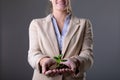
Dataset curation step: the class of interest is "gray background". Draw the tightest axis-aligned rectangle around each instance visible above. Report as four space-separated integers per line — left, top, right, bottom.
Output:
1 0 120 80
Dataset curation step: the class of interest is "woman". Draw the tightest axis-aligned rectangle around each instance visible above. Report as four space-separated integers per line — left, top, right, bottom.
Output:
28 0 94 80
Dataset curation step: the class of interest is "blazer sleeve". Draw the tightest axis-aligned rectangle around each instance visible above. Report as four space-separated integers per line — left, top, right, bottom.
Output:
73 19 94 72
28 20 49 73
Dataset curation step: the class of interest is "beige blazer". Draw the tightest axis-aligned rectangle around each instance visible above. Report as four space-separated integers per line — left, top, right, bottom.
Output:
28 14 94 80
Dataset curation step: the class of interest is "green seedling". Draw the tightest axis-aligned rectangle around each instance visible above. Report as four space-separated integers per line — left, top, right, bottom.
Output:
53 54 68 69
54 54 67 67
49 54 68 70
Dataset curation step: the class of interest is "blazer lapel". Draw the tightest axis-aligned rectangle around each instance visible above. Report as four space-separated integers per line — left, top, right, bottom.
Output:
62 16 80 57
43 15 80 57
44 15 60 56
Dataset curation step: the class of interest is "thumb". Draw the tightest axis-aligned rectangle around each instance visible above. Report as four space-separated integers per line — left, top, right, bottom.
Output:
70 62 76 72
42 64 47 74
71 63 76 72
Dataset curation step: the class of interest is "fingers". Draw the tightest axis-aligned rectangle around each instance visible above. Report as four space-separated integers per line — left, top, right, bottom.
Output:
44 68 73 76
45 69 58 76
45 70 53 75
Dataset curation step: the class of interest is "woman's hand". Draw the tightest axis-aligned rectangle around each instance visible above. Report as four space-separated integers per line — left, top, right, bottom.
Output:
40 57 56 75
60 58 79 74
40 57 73 76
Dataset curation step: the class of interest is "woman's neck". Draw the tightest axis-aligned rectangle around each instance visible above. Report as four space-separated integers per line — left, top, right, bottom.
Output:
52 10 68 22
52 10 68 33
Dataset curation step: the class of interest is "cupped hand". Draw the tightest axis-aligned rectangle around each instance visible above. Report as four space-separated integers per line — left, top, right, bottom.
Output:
60 58 77 74
40 57 77 76
40 57 56 74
